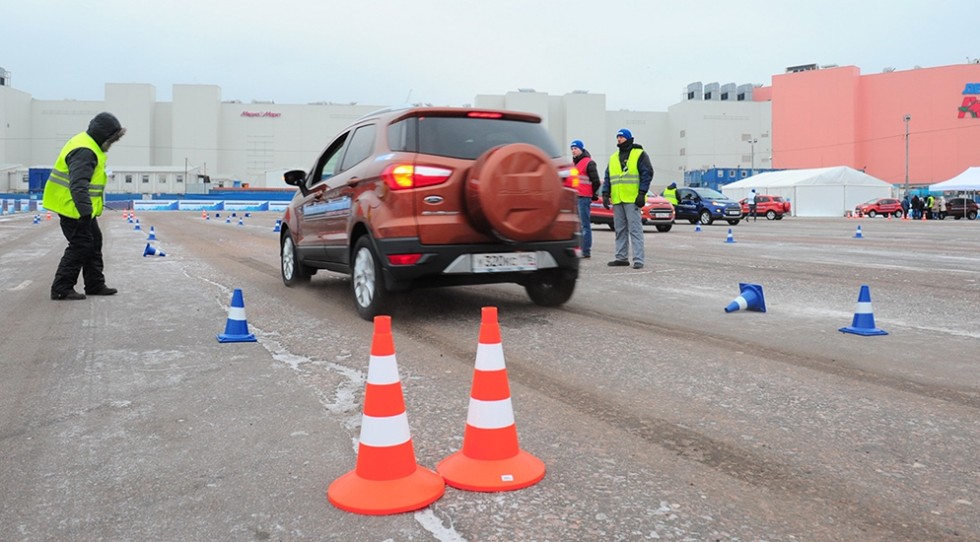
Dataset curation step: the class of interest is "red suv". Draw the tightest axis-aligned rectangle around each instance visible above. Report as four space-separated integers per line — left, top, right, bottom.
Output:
279 107 581 319
855 198 903 218
739 194 791 220
945 197 978 220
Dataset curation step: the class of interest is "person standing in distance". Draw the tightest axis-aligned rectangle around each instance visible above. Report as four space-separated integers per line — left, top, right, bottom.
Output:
570 139 601 258
43 112 126 300
601 128 653 269
746 188 758 221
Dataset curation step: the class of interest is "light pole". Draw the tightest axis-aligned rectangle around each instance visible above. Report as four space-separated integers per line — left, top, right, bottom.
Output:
903 114 911 195
748 138 758 172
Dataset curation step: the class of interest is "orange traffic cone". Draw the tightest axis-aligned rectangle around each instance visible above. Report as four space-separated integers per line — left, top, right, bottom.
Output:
437 307 545 492
327 316 444 515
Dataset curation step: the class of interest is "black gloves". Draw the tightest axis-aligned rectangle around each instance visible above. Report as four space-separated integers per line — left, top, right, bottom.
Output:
78 214 92 222
635 194 646 208
602 195 611 209
591 195 598 202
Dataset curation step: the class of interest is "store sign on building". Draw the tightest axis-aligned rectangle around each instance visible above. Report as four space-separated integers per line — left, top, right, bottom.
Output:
240 111 282 118
958 83 980 118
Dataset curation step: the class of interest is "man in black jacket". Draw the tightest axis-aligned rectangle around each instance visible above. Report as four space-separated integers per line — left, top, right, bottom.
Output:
43 112 126 300
570 139 601 258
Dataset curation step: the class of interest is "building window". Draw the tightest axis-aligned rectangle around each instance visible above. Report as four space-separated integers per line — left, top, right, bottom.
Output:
729 170 736 178
176 175 184 183
741 170 748 177
22 174 28 183
125 175 133 184
679 148 686 156
158 175 167 183
141 175 149 184
679 130 686 138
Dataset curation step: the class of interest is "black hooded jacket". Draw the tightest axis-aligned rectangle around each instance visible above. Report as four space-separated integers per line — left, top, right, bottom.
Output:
65 112 123 217
572 149 602 198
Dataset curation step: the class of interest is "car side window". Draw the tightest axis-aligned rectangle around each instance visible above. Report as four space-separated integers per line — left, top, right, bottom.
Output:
312 132 350 187
758 196 769 203
339 124 377 172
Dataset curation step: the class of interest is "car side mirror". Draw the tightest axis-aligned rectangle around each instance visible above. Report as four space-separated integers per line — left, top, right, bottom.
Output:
283 169 310 196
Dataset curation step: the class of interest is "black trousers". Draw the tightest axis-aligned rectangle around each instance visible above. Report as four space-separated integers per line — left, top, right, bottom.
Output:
52 215 106 295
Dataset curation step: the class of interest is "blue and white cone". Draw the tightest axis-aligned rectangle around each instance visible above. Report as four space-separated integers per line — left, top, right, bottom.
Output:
225 217 231 224
853 225 863 239
694 223 702 233
273 219 281 233
724 228 735 243
217 288 257 343
134 219 141 231
238 218 244 226
839 285 887 336
147 226 157 241
724 283 766 313
143 243 166 257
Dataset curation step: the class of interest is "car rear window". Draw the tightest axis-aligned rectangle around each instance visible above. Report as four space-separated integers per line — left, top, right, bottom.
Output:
388 116 560 160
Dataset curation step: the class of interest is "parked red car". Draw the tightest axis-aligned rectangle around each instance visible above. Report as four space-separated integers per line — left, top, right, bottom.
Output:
855 198 903 218
739 194 791 220
590 194 675 232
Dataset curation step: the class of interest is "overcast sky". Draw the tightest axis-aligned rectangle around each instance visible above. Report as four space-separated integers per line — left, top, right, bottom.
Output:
3 1 978 111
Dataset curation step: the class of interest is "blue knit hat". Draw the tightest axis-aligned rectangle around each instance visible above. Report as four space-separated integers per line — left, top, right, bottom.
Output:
616 128 632 139
569 139 585 151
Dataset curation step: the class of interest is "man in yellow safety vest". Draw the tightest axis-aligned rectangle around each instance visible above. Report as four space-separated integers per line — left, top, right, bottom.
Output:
601 128 654 269
43 112 126 300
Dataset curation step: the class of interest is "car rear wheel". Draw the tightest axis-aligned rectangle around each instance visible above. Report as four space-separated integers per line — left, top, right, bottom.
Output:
868 210 877 218
655 224 672 232
969 211 978 220
893 210 904 218
524 269 576 307
281 233 311 286
699 211 713 225
351 236 389 321
727 219 740 225
766 210 777 220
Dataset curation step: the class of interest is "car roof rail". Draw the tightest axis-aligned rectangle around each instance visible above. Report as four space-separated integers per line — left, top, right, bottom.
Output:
355 104 414 122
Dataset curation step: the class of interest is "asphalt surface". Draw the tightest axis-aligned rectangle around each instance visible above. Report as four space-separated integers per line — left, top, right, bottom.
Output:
1 210 978 542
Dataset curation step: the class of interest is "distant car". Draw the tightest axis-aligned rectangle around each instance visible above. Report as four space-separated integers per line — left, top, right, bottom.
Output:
673 187 742 225
590 194 675 232
944 197 978 220
739 194 791 220
855 198 903 218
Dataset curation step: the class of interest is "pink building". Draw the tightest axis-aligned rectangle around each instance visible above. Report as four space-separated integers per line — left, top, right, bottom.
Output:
761 64 980 189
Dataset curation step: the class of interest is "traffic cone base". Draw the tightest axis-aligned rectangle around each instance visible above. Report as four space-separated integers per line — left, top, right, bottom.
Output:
438 448 545 492
328 465 444 515
839 285 888 336
724 282 766 313
142 243 166 257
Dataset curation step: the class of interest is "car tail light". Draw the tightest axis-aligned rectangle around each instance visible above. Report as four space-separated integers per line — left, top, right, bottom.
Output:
467 111 503 119
382 164 453 190
388 253 423 266
559 166 580 189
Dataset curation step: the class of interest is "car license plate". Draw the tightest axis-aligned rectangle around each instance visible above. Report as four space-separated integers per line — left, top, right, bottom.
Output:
473 252 537 273
652 212 670 218
726 210 740 216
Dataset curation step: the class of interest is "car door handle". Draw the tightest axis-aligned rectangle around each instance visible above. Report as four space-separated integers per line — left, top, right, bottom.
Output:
347 177 360 187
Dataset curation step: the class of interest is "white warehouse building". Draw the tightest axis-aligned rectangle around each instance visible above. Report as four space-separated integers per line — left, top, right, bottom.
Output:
0 79 772 194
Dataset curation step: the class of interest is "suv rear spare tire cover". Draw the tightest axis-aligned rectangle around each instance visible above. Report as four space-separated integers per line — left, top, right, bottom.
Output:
465 143 562 242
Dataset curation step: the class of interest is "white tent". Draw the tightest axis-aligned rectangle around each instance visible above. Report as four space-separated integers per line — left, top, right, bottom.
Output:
928 167 980 192
720 166 894 217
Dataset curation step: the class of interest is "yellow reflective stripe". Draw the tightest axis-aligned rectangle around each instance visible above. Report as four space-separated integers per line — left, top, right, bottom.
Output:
47 171 71 187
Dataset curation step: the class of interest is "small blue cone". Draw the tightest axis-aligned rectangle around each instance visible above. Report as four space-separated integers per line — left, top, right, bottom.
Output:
217 288 257 343
238 218 244 226
244 212 251 218
226 217 231 224
724 283 766 313
839 285 887 336
231 212 237 217
134 219 141 231
694 223 702 233
142 243 166 257
724 228 735 243
33 215 40 224
853 225 863 239
273 219 281 233
128 215 133 223
215 212 220 218
147 226 157 241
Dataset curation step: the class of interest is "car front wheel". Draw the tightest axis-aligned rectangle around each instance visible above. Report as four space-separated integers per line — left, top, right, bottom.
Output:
969 211 978 220
766 210 777 220
699 211 713 225
524 269 576 307
893 210 904 218
351 236 389 321
868 210 877 218
281 233 311 286
655 224 672 232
